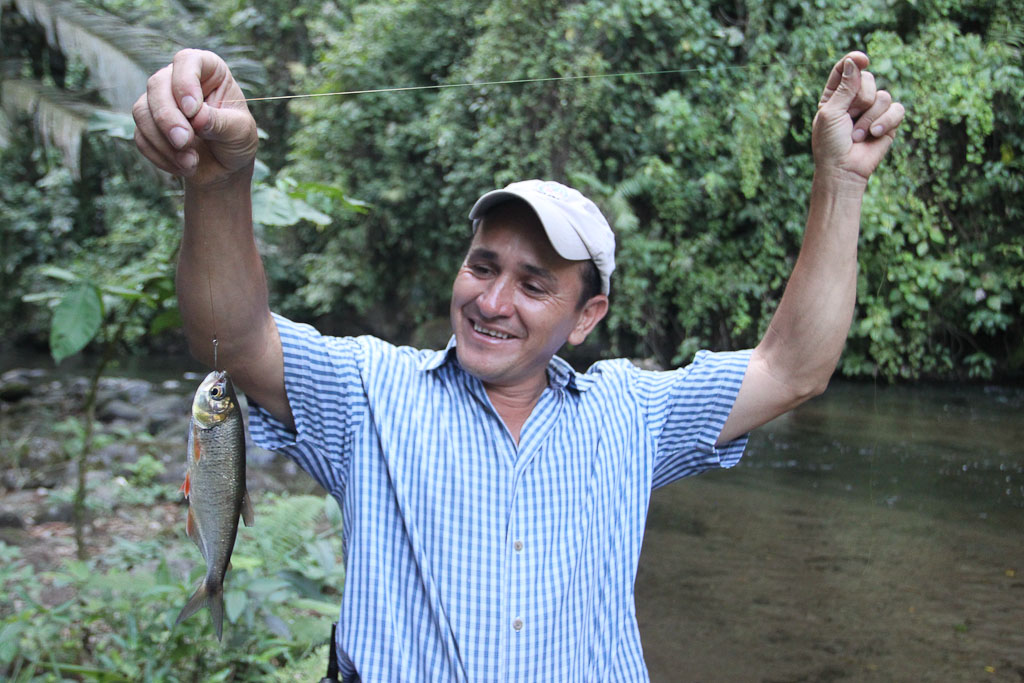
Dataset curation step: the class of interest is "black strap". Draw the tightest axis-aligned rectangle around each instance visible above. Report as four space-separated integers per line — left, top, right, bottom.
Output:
318 622 339 682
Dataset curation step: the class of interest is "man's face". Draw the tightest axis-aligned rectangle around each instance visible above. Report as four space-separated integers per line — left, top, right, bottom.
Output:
450 204 606 394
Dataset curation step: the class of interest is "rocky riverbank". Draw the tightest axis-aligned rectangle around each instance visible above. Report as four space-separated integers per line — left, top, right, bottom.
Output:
0 366 315 547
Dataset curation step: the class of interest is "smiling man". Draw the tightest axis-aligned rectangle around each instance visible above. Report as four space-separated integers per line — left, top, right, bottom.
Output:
133 49 903 681
452 186 612 440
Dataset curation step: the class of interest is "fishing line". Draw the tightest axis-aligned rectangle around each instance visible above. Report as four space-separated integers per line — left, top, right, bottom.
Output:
196 201 219 371
226 62 824 104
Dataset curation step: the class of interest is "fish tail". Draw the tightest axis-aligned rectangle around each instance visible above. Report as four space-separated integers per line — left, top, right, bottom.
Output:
175 581 209 627
210 585 225 641
175 577 226 641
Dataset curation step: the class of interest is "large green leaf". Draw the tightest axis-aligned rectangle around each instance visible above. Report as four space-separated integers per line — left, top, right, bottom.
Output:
251 184 332 227
50 283 104 364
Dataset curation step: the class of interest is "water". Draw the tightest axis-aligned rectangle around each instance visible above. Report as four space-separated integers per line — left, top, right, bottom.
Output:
637 381 1024 681
736 381 1024 525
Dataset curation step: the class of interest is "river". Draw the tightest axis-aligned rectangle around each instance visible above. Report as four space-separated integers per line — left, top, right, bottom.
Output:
637 380 1024 682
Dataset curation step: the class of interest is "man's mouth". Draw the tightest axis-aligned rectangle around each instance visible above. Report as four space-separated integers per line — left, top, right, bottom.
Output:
472 321 512 340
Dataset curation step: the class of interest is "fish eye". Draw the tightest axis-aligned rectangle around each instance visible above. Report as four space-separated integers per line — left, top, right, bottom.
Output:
210 386 223 399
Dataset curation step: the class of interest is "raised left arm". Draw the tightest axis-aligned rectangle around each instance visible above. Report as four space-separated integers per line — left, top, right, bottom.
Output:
718 51 906 444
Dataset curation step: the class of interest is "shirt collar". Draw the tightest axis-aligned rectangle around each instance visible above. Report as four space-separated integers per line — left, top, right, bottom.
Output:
418 336 585 392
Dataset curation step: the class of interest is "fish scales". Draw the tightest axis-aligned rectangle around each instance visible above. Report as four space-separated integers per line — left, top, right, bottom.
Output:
176 370 254 640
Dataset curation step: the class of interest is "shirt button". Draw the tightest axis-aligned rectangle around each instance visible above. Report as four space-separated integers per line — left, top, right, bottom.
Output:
513 540 523 552
513 618 523 631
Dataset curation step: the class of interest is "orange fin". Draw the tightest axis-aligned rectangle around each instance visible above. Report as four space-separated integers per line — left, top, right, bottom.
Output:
179 472 191 498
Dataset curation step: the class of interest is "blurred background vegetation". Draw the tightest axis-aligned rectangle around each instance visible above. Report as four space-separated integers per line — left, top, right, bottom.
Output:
1 0 1022 679
2 0 1023 379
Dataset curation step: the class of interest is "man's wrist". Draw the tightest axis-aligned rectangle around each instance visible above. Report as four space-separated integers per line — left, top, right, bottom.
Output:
811 166 869 201
184 160 256 197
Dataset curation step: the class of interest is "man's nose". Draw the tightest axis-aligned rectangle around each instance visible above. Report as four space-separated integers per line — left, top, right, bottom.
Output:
477 277 515 317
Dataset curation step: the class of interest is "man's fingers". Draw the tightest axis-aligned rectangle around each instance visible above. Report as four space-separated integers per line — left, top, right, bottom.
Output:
819 51 869 107
170 49 230 116
852 90 892 142
820 58 861 114
133 121 196 176
848 70 876 119
143 64 195 152
866 100 906 140
132 90 197 176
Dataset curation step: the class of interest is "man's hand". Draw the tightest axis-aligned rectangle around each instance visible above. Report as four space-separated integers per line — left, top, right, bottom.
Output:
719 51 905 445
132 49 259 188
812 51 906 187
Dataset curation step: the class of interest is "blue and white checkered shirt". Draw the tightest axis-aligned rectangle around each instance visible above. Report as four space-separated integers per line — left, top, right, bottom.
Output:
250 314 752 682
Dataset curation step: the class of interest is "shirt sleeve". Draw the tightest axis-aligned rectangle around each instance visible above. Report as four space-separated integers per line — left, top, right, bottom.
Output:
248 313 367 497
633 349 753 488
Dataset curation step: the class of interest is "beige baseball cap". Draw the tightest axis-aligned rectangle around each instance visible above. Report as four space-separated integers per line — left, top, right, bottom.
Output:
469 179 616 295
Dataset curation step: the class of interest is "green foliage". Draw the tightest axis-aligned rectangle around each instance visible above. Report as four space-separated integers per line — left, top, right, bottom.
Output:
836 19 1024 379
282 0 1023 378
3 0 1024 379
0 494 343 682
49 281 105 363
0 141 82 339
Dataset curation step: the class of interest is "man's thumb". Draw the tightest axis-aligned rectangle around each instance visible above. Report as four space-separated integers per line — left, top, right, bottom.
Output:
191 103 252 144
825 59 861 112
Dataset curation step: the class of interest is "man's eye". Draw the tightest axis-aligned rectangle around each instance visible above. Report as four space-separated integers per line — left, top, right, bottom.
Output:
469 264 492 275
523 282 545 296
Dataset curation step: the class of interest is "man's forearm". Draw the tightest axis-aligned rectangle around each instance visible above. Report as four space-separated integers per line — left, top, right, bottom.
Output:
177 164 270 369
756 172 867 399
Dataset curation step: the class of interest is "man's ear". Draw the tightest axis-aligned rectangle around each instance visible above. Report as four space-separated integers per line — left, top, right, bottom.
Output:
568 295 609 346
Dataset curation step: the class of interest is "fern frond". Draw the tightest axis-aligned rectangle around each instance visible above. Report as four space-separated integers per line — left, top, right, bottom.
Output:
240 494 330 567
13 0 178 111
9 0 264 111
0 78 117 177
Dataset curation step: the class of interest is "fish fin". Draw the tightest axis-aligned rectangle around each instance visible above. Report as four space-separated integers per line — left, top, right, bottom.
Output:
241 490 254 527
175 581 209 627
186 506 195 538
179 472 190 498
210 584 225 641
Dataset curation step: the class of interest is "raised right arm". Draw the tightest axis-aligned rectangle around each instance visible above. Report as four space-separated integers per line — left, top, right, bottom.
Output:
132 49 294 428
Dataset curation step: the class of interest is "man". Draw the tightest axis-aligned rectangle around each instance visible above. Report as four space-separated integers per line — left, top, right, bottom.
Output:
133 49 904 680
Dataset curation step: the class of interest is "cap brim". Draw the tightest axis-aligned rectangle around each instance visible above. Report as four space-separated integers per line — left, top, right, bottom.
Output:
468 189 591 261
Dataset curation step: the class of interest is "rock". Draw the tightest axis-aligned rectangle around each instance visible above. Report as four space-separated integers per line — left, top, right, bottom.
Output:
144 394 190 435
84 470 123 510
36 501 75 523
155 418 190 445
1 437 67 489
1 467 64 490
98 399 145 423
0 379 31 402
68 377 92 399
95 377 152 408
0 368 46 402
93 442 142 468
0 511 25 528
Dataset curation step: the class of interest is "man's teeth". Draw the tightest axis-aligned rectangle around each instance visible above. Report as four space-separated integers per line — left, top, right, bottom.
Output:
473 322 510 339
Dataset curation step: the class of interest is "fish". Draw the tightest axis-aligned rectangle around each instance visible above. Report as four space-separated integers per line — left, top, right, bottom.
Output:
175 369 254 640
